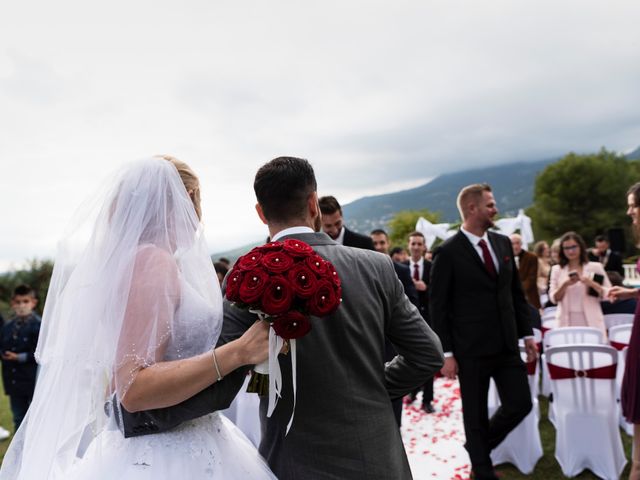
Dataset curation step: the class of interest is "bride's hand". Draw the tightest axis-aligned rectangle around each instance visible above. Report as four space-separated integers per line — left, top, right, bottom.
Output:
238 319 271 365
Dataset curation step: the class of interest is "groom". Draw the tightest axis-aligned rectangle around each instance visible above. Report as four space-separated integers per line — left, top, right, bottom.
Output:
122 156 444 479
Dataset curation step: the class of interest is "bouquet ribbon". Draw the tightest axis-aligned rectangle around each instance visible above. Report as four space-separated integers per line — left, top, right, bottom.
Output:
257 313 297 434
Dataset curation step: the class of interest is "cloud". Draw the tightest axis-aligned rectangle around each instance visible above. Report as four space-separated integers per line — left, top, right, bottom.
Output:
1 0 640 267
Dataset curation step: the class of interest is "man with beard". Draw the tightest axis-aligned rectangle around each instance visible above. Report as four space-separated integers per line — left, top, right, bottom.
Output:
430 183 536 480
319 196 374 250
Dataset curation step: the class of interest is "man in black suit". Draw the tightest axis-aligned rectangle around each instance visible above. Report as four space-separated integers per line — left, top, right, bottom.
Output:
588 234 624 276
430 183 536 480
406 230 435 413
319 196 374 250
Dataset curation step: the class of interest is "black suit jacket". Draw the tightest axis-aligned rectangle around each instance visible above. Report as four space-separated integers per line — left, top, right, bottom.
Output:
343 227 375 250
404 259 431 322
429 231 532 358
588 250 624 277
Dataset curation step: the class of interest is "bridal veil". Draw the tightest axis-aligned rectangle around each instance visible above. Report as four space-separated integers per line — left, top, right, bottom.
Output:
0 157 223 479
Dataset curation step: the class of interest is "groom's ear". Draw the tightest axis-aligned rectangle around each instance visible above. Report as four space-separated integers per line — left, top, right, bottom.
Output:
308 191 319 218
255 203 269 225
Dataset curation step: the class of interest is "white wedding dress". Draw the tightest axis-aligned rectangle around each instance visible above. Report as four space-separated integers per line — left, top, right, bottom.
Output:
66 278 276 479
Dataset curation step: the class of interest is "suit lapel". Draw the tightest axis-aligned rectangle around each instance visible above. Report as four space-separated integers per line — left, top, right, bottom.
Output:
456 231 493 278
489 232 509 284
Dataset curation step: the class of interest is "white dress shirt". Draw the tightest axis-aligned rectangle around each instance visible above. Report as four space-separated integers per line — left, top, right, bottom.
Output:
271 226 315 242
460 226 499 273
409 257 424 280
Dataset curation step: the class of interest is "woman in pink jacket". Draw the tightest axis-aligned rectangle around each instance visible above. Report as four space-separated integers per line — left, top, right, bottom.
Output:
549 231 611 336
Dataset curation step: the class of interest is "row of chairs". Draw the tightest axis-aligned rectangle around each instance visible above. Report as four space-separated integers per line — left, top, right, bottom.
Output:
488 309 633 479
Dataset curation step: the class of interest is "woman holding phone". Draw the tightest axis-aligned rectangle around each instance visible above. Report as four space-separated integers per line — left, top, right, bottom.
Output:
548 231 610 336
608 182 640 480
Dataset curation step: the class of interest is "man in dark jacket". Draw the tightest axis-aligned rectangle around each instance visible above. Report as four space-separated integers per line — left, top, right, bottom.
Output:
319 195 374 250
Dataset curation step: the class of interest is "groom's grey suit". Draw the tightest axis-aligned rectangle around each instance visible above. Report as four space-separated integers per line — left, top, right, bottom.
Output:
122 232 443 480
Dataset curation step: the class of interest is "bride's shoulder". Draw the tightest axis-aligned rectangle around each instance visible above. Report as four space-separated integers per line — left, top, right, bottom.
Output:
133 244 178 277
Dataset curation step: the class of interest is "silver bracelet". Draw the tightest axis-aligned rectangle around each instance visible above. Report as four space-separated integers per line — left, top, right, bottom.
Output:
211 349 223 382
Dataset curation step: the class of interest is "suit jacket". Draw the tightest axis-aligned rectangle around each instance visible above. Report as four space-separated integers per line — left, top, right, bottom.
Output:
429 231 533 358
394 261 420 309
588 249 624 277
517 250 541 309
549 261 611 336
122 232 443 480
343 227 375 250
404 259 431 322
0 314 41 396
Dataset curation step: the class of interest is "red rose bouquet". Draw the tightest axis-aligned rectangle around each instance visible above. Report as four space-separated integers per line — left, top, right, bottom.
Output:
225 239 342 430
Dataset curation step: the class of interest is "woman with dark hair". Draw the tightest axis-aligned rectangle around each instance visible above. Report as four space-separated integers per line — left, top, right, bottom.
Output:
608 182 640 479
549 231 610 335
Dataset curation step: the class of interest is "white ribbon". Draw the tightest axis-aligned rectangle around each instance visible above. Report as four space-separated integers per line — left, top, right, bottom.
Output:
266 326 284 418
251 311 298 434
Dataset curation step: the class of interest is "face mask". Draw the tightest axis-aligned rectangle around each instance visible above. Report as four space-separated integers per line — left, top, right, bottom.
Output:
14 303 33 317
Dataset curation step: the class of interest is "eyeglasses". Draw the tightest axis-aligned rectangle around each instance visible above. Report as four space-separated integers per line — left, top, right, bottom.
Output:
562 245 579 251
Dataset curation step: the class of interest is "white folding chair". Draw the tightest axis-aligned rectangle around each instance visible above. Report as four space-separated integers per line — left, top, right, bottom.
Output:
619 347 634 436
491 346 543 474
540 320 557 396
547 344 626 479
604 313 634 331
543 327 605 424
608 326 635 437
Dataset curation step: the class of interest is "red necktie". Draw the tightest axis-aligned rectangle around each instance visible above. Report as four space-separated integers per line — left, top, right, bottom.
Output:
413 263 420 281
478 239 497 279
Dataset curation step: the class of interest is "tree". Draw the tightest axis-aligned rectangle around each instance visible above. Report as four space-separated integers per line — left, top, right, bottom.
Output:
527 148 638 247
388 209 441 248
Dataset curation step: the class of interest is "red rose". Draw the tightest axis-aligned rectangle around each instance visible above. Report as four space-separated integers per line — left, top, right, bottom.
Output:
306 254 328 276
261 251 294 274
238 268 270 304
225 269 244 302
261 275 295 315
282 239 314 258
287 263 318 298
308 279 341 316
258 242 282 252
236 249 263 271
324 261 341 288
272 311 312 340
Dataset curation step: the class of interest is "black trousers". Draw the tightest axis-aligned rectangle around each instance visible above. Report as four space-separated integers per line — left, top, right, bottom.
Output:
411 377 434 405
457 353 532 479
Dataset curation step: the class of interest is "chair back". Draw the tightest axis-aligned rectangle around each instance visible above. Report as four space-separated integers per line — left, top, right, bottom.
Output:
609 324 632 350
519 345 538 398
546 344 617 413
604 313 634 331
543 326 604 350
541 319 557 337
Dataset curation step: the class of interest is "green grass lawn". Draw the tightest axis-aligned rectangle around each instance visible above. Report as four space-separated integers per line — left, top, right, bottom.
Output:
0 393 633 477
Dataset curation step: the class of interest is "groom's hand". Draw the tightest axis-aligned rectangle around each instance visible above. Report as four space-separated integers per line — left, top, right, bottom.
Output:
441 356 458 379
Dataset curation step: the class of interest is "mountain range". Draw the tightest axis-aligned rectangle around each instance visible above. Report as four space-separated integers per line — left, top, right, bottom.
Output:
213 147 639 260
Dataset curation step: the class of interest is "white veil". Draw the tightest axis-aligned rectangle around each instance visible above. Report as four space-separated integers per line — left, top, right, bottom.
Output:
0 157 223 479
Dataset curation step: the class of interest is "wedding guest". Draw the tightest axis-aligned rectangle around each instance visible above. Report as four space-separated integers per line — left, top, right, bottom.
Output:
510 233 541 309
405 231 434 413
213 261 229 286
608 181 640 480
549 231 611 336
533 240 552 296
0 285 41 430
430 183 535 480
390 246 409 263
601 272 637 315
589 234 625 276
550 238 562 266
318 196 374 249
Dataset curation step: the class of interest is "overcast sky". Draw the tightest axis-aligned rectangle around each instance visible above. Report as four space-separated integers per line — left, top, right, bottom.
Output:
1 1 639 271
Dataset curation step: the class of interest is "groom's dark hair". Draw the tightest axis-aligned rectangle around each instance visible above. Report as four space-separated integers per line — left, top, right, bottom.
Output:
254 156 317 223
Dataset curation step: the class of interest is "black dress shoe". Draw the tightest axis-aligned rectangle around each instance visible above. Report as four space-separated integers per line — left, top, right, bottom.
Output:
422 403 435 413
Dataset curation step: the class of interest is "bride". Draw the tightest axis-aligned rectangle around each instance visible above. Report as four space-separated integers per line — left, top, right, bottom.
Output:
0 156 277 479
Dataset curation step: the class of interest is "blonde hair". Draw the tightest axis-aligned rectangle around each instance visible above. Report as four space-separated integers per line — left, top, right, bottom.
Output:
158 154 202 220
456 183 492 220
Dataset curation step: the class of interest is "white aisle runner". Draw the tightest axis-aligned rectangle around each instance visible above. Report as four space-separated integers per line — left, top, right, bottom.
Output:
401 377 471 480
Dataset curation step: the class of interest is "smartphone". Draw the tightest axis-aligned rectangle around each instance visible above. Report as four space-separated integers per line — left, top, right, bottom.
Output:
568 271 579 279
